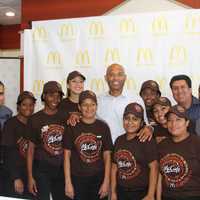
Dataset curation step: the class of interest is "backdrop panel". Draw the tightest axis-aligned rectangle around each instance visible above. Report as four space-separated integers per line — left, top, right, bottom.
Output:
24 9 200 110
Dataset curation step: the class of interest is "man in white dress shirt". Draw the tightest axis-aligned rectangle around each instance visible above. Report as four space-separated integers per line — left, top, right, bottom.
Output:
97 63 149 142
68 63 152 142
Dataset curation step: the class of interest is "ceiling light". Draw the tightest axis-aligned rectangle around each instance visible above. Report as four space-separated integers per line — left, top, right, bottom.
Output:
5 11 15 17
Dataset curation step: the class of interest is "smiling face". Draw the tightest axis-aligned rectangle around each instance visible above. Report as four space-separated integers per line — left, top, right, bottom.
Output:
68 76 84 95
171 80 192 106
105 64 126 95
167 113 189 138
153 104 170 126
18 98 35 118
79 98 97 121
123 113 143 134
44 92 61 111
141 88 159 107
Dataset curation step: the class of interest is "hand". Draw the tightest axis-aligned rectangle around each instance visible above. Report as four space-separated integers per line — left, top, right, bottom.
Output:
111 192 117 200
14 179 24 194
28 177 38 196
137 125 153 142
67 113 81 126
142 195 155 200
98 181 109 199
65 182 75 199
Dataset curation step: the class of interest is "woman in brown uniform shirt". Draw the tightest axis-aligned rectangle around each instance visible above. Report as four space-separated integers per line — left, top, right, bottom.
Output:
152 97 171 144
59 71 85 121
111 103 158 200
63 90 113 200
2 91 36 199
27 81 67 200
157 105 200 200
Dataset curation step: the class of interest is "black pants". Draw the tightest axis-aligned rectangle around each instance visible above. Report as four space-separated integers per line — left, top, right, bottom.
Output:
6 175 35 199
33 161 66 200
117 185 147 200
162 196 200 200
72 172 108 200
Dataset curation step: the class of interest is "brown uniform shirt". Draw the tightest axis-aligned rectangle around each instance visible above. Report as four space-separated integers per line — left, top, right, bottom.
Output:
153 124 170 144
2 116 29 180
113 134 157 190
158 135 200 198
63 119 113 177
58 98 79 121
27 110 65 166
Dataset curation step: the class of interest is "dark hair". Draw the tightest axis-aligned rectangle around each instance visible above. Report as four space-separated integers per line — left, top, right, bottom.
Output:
0 81 4 87
41 92 63 102
169 74 192 89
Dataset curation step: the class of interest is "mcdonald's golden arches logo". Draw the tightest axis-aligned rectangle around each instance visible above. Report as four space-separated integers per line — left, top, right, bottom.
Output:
136 48 154 66
58 23 76 40
75 50 91 67
90 78 106 92
120 18 136 35
33 80 45 94
89 21 104 37
105 48 120 64
184 15 200 34
47 51 62 66
169 46 187 66
33 26 48 41
152 16 168 35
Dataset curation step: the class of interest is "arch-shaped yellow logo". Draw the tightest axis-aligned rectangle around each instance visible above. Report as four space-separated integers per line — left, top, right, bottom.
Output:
105 48 120 65
152 16 168 35
184 15 200 34
46 51 62 67
120 18 136 35
136 48 154 66
58 23 76 41
32 26 48 41
89 21 104 38
75 50 91 67
169 46 187 66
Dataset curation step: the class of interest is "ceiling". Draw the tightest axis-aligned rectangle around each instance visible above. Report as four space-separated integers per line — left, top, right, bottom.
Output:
0 0 21 25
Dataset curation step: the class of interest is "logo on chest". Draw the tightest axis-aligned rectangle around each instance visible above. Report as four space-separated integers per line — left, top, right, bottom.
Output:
75 133 102 163
41 124 64 156
17 137 29 158
160 153 192 188
115 149 141 180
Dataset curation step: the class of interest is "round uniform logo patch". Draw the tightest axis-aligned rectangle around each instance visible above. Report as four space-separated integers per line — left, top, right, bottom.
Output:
41 124 64 156
17 137 29 158
75 133 102 163
160 153 191 188
115 149 141 180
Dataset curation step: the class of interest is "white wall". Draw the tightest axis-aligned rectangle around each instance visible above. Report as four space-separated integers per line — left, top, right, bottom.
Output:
0 49 20 114
106 0 189 15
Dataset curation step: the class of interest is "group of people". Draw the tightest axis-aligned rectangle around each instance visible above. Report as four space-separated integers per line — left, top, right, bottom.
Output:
0 63 200 200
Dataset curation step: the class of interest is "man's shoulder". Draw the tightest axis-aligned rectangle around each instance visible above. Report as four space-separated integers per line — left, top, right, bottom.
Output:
0 105 12 116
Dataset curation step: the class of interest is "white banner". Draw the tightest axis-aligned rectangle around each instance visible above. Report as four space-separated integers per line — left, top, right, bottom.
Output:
24 9 200 110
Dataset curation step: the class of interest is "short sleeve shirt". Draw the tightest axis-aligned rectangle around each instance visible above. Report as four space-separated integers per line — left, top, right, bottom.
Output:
113 134 157 190
63 119 113 177
2 116 29 166
58 98 79 121
158 135 200 198
27 110 65 166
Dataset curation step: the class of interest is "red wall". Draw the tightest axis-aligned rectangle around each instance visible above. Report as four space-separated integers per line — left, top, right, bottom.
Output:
1 0 200 50
176 0 200 8
0 25 20 49
21 0 125 29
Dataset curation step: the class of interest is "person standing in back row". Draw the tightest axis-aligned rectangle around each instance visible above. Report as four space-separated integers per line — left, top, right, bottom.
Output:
2 91 36 199
27 81 67 200
170 74 200 135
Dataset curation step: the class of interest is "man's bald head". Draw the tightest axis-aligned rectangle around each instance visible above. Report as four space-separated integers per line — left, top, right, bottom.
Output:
105 63 126 96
